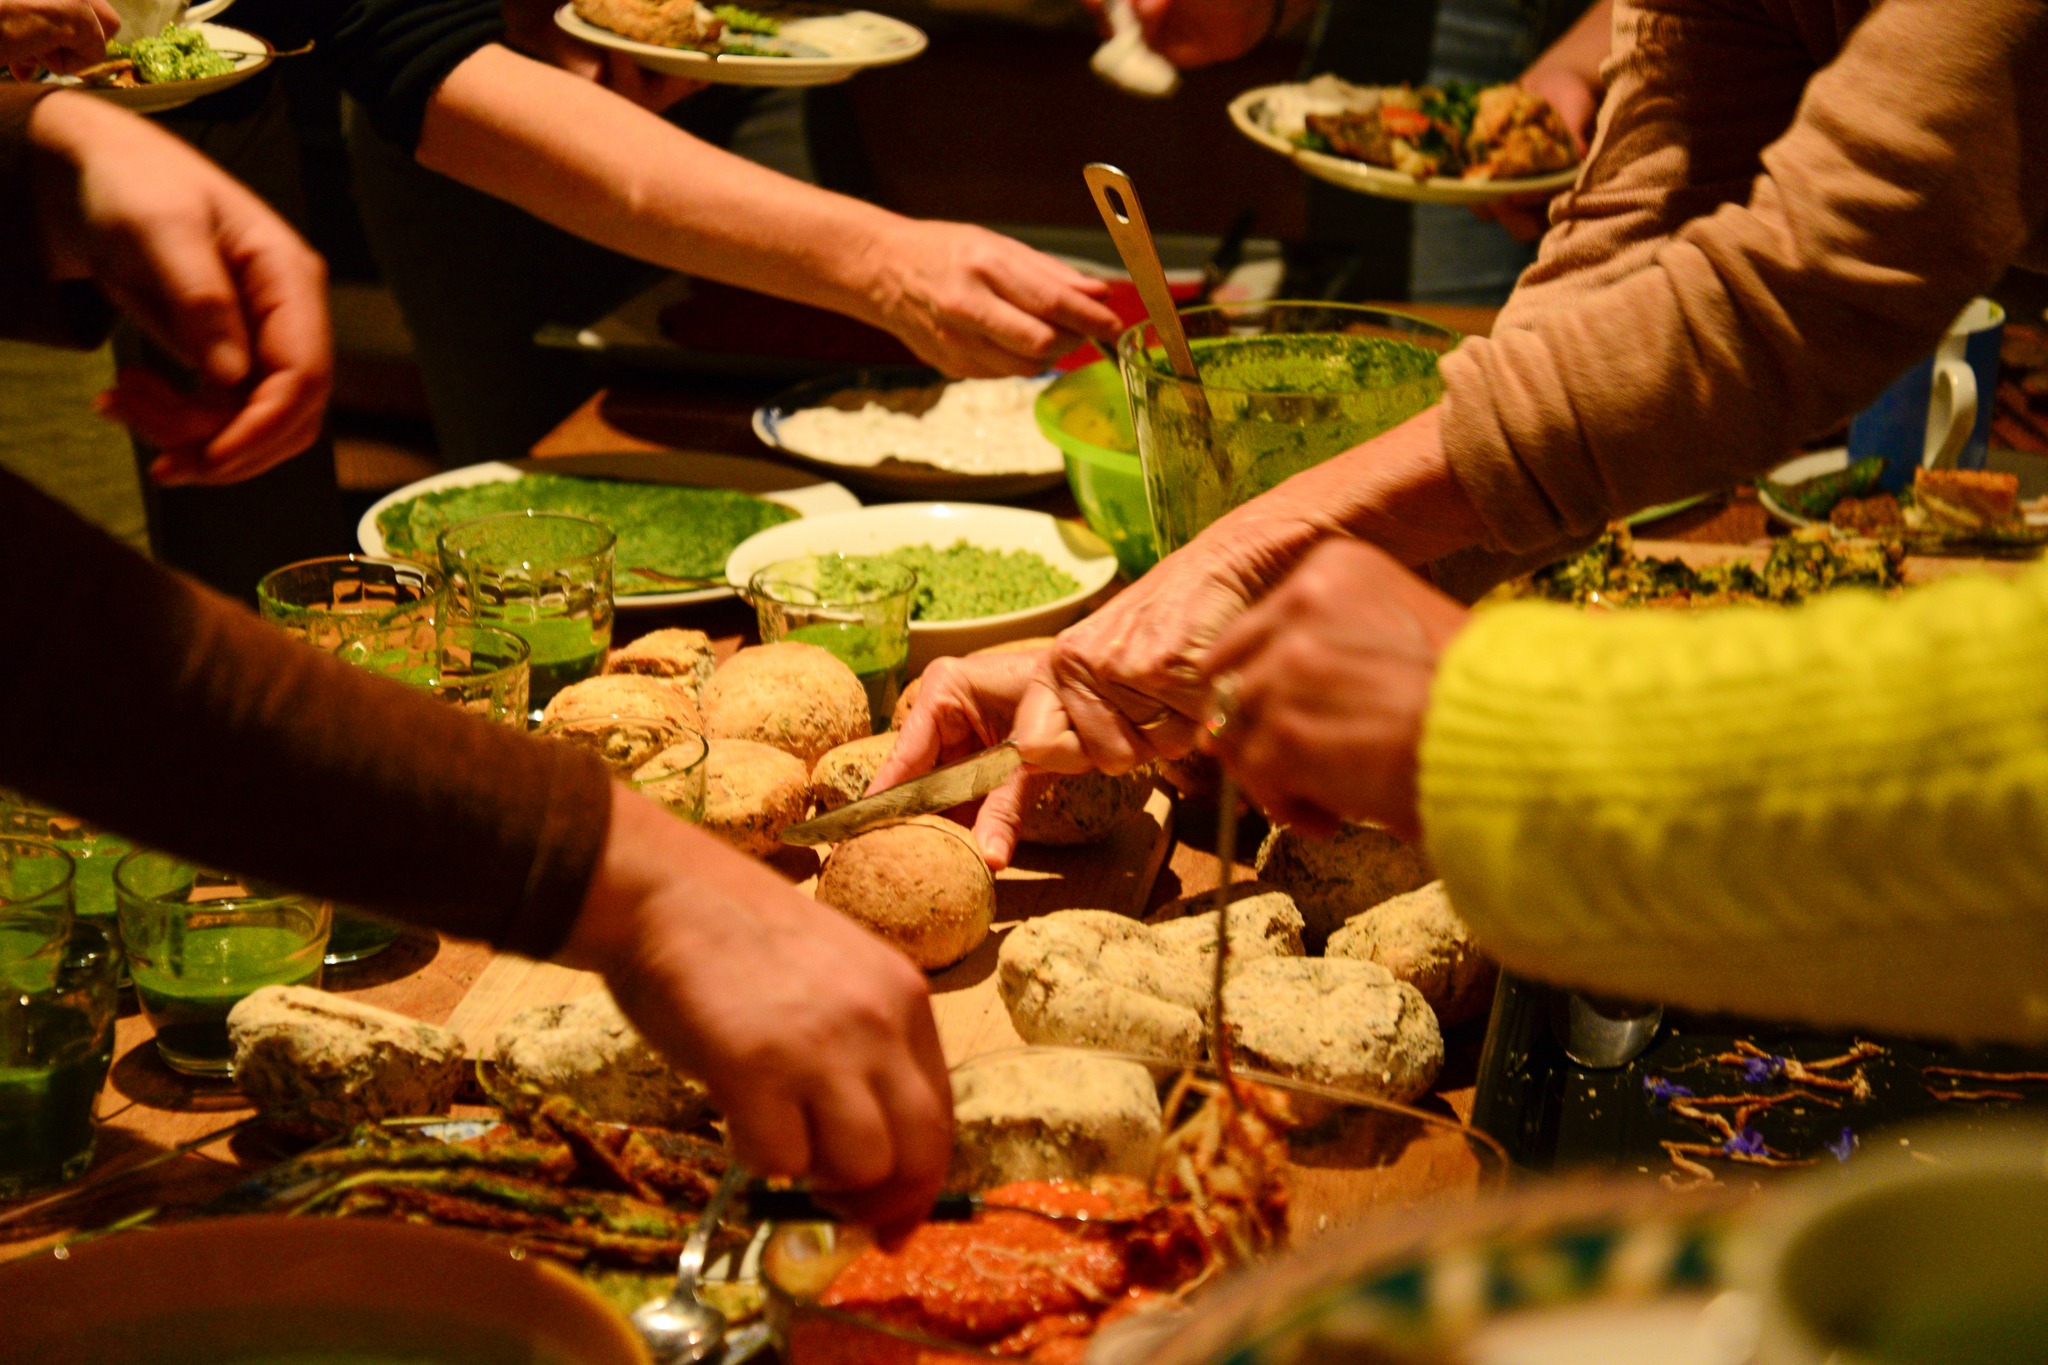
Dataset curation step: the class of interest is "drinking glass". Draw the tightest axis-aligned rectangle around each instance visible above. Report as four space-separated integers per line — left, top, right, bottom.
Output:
0 836 73 972
439 512 616 719
748 555 916 732
426 623 532 728
115 852 329 1077
630 732 710 822
538 713 687 778
0 906 118 1198
256 555 445 686
1118 302 1461 554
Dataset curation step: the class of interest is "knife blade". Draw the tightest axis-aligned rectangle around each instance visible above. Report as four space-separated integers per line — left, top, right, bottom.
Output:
779 741 1022 846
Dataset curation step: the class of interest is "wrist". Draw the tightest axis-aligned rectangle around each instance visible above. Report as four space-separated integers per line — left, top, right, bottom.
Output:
24 90 97 279
558 784 683 977
816 204 913 332
1315 407 1487 566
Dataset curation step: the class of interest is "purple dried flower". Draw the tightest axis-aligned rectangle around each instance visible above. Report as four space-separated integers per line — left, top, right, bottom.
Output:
1825 1127 1858 1163
1643 1075 1694 1103
1741 1055 1787 1084
1722 1127 1768 1158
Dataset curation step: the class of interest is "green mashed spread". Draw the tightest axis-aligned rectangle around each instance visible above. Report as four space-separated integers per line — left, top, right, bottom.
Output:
375 473 797 596
111 27 235 82
822 542 1080 621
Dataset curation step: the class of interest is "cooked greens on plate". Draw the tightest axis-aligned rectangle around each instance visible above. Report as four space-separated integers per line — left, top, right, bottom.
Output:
375 472 798 596
88 27 236 85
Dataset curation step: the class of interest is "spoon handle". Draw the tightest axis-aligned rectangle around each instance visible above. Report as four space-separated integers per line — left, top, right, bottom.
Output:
677 1162 748 1292
1083 164 1201 385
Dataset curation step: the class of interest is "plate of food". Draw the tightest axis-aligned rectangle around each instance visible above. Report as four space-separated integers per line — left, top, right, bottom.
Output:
1757 451 2048 557
723 502 1119 669
554 0 927 87
359 453 861 608
44 22 271 114
754 366 1071 499
1229 75 1580 204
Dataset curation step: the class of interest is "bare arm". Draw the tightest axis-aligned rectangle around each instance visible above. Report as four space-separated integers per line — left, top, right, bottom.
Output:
415 43 1116 376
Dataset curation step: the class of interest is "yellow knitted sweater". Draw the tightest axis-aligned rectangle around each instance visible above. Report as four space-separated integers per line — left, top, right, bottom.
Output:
1419 565 2048 1043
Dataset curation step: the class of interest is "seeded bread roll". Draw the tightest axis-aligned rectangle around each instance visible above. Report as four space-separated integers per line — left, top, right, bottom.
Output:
703 642 869 766
228 986 465 1133
1147 882 1306 962
700 738 810 855
483 992 713 1129
540 674 702 772
605 628 717 698
815 816 994 970
1222 956 1444 1102
950 1051 1163 1189
1326 881 1499 1027
1014 767 1155 847
1254 822 1434 948
809 733 900 812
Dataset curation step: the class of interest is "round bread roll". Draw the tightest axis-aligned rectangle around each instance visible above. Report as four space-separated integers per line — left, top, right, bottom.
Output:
604 628 717 697
1254 822 1434 948
809 733 900 812
1014 767 1154 847
815 816 994 971
1326 881 1499 1027
1222 956 1444 1102
702 641 869 766
699 738 810 855
540 674 702 772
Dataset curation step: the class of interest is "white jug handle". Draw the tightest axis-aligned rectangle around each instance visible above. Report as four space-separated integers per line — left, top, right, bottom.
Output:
1925 357 1979 470
183 0 237 23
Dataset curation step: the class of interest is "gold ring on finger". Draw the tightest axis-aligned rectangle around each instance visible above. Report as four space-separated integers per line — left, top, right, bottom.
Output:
1203 672 1243 741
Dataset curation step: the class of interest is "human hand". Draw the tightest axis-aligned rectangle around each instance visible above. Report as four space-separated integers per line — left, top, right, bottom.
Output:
1197 538 1468 839
498 0 705 110
1126 0 1271 68
28 91 331 485
1472 6 1605 241
563 789 954 1228
2 0 118 79
858 220 1119 377
873 650 1047 871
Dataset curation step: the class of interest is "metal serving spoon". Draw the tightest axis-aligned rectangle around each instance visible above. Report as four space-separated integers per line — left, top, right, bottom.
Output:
632 1163 747 1364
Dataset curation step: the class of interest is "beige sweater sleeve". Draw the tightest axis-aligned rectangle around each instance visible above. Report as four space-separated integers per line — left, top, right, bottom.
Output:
1439 0 2048 555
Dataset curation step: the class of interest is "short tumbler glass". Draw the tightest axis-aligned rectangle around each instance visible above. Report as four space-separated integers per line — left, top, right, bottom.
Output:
0 836 73 968
749 555 916 732
115 853 329 1078
426 623 532 728
439 513 616 718
629 732 710 823
256 554 445 686
0 904 118 1199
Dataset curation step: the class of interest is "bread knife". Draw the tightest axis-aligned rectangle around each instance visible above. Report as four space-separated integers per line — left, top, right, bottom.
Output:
779 741 1021 847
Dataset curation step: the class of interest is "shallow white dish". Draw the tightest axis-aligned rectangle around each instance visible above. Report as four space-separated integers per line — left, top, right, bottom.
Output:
1229 84 1579 205
554 2 926 87
1757 448 1850 527
725 502 1118 673
359 459 859 609
44 22 270 113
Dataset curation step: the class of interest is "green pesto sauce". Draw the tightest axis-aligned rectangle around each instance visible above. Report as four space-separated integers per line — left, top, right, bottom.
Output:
831 542 1079 621
110 27 234 82
1183 333 1441 395
376 474 797 596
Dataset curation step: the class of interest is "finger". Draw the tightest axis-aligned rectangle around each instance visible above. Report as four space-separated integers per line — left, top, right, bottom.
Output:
99 215 252 388
88 0 122 31
970 771 1032 871
956 292 1066 368
986 259 1124 342
202 223 331 472
1198 595 1289 684
197 366 326 474
723 1089 813 1180
805 1077 896 1193
98 370 237 449
851 1032 952 1230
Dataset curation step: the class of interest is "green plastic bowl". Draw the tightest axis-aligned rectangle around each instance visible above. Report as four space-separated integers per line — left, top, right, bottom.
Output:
1034 360 1159 578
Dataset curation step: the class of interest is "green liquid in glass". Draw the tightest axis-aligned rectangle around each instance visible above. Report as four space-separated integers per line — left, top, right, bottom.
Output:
787 621 906 730
0 1000 112 1196
505 615 607 709
131 924 324 1070
325 909 402 966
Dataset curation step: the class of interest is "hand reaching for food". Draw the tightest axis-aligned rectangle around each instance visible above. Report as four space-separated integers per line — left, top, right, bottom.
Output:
28 91 333 485
500 0 706 110
1 0 117 79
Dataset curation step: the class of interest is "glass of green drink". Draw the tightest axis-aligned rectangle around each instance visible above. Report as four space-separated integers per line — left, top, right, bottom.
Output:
422 623 532 728
0 883 118 1198
115 853 329 1078
748 555 916 732
439 512 616 720
256 555 445 687
630 732 710 822
0 796 129 981
0 836 72 972
1117 302 1462 554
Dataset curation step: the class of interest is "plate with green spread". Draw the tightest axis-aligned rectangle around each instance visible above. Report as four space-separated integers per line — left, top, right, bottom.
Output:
724 502 1119 672
360 457 859 609
47 23 272 115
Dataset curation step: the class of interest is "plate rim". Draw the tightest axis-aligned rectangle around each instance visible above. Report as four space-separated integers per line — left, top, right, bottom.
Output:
1227 84 1580 204
552 2 927 86
42 21 272 112
356 460 860 609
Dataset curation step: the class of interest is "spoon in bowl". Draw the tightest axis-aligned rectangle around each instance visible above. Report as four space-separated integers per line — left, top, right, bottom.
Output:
631 1163 747 1364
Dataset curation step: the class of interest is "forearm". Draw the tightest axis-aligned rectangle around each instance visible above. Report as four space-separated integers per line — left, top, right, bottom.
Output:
416 43 894 324
1526 0 1610 92
0 469 612 958
1420 567 2048 1044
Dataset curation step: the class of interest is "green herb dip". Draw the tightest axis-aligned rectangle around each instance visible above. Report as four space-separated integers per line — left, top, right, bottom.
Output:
827 542 1080 621
376 473 797 596
110 27 234 82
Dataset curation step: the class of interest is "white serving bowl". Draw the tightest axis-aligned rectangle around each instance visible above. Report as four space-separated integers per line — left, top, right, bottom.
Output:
725 502 1118 674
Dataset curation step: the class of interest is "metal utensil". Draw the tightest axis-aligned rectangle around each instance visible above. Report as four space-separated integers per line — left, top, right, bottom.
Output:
746 1185 1149 1227
1084 164 1200 388
780 741 1021 846
631 1163 748 1364
1551 990 1665 1070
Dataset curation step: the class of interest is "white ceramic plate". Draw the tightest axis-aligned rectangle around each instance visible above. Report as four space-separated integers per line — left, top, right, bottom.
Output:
45 22 270 113
1228 85 1579 205
359 459 860 609
553 2 926 87
724 503 1118 673
1757 448 1849 527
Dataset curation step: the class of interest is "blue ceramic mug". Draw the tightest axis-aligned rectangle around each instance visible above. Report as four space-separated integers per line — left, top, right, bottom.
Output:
1849 297 2004 492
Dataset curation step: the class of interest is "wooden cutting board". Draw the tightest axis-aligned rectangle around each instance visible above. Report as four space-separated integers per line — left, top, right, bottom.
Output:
444 788 1175 1066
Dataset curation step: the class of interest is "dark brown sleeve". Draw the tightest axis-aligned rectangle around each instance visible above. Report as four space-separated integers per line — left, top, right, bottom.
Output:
0 467 614 959
0 86 113 349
